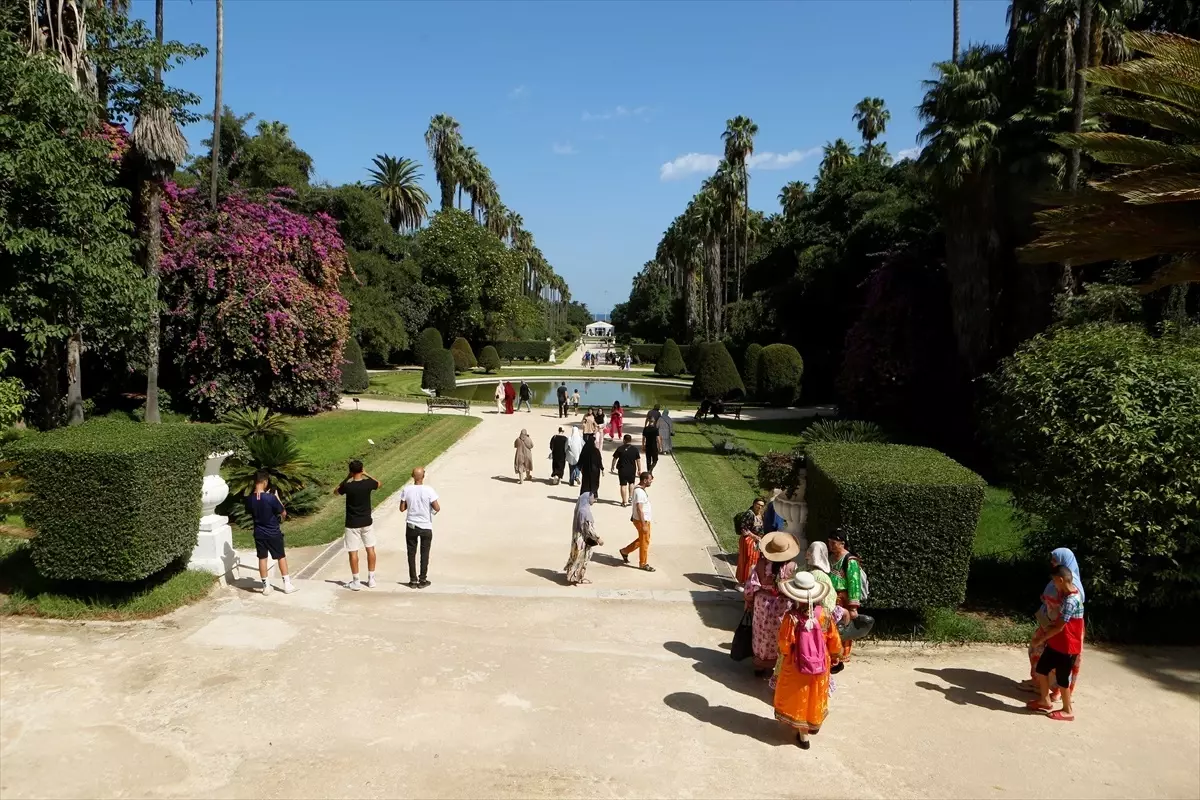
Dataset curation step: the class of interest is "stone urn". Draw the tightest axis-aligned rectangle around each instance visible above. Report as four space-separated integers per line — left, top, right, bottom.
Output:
200 451 233 520
189 450 237 580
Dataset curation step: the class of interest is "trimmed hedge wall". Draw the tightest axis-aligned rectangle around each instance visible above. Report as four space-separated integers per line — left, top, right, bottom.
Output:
742 343 762 399
484 341 552 362
806 442 985 610
631 343 693 369
340 337 369 393
691 341 745 400
479 345 501 373
421 348 457 395
756 343 804 407
16 420 236 582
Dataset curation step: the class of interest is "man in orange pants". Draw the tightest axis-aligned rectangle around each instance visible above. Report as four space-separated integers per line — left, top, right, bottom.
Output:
620 471 655 572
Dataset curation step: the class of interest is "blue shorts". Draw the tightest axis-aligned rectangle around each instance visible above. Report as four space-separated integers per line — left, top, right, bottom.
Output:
254 534 285 560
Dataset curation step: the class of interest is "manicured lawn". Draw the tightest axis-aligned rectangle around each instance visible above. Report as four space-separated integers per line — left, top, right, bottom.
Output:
232 411 478 549
0 536 217 620
973 486 1028 557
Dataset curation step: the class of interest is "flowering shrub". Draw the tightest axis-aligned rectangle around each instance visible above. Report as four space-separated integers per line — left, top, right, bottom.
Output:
160 184 352 416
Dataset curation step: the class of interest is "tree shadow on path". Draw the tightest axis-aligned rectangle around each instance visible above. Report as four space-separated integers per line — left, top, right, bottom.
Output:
914 667 1032 714
664 641 770 703
663 692 785 747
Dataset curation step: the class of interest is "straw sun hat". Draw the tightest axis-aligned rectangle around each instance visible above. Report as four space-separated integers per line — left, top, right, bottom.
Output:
759 531 800 563
778 570 830 606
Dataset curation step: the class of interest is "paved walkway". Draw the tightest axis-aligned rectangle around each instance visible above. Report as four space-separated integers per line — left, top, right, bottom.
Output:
1 404 1198 798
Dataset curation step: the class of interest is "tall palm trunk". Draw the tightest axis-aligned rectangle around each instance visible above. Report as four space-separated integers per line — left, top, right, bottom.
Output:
684 263 701 341
953 0 961 63
1062 0 1092 296
707 239 723 338
142 0 166 424
209 0 222 210
741 165 749 301
66 331 84 425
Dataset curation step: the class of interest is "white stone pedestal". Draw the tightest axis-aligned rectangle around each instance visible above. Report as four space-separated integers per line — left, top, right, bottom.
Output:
189 451 239 582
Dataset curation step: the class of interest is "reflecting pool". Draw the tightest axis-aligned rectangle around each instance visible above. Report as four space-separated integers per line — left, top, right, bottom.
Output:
449 379 691 409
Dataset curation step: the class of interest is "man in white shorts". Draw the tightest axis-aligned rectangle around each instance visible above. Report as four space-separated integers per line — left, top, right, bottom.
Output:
399 466 440 589
335 459 381 590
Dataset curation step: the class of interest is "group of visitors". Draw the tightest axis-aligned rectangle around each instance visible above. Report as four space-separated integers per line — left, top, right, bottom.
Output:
493 380 534 414
1025 548 1086 722
581 349 633 369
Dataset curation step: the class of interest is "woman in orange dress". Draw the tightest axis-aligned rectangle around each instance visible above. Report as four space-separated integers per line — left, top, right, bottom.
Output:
773 571 842 749
734 499 766 586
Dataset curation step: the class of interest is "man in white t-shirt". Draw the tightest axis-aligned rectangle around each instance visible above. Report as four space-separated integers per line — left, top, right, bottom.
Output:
620 471 655 572
399 466 441 589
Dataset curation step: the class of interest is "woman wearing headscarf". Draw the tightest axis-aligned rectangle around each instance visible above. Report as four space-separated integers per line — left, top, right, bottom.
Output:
734 498 767 586
549 427 568 485
805 541 842 616
494 382 505 414
1027 547 1086 697
774 572 842 750
581 409 598 445
514 429 534 483
745 532 801 677
565 426 584 486
659 409 674 454
578 437 604 498
565 492 602 585
503 381 516 414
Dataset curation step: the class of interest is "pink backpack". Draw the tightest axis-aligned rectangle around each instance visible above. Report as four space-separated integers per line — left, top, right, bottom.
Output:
792 608 828 675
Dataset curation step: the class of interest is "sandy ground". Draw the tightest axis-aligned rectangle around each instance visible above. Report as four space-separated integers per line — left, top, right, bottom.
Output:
2 407 1198 799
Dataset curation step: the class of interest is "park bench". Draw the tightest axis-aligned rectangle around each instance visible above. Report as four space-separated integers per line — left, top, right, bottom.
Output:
426 396 470 415
695 403 744 421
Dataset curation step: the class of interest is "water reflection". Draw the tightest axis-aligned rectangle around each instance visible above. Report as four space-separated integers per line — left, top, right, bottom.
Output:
449 379 691 409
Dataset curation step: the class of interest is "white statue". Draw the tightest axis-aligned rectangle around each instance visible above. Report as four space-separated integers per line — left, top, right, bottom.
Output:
189 450 237 580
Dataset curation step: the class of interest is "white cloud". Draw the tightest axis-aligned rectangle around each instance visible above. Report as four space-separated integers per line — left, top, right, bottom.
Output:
583 105 649 122
897 146 922 161
552 142 577 155
659 153 723 181
659 147 819 181
509 85 529 99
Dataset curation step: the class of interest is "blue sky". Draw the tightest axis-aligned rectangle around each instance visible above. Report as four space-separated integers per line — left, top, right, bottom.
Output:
136 0 1009 314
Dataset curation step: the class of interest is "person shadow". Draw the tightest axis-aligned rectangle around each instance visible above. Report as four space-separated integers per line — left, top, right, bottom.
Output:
913 667 1032 713
663 641 769 703
526 568 572 586
663 692 785 746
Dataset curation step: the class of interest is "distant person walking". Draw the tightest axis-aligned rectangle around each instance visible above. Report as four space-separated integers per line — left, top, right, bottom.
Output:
581 408 598 445
642 416 662 475
659 409 674 454
399 467 440 589
565 492 602 585
518 380 533 412
566 425 584 486
578 436 604 498
549 427 568 485
335 459 382 591
571 389 580 415
503 380 516 414
610 433 642 507
556 382 569 418
514 429 535 483
619 471 655 571
647 404 662 427
494 382 505 413
606 401 624 440
246 470 295 595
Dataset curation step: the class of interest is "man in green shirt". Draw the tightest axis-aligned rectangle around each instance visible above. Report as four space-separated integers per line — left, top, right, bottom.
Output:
827 528 874 669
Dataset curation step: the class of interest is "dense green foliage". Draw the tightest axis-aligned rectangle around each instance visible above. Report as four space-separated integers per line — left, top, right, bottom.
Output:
224 433 317 502
806 442 985 609
15 421 234 581
755 344 804 407
691 342 745 400
479 345 501 373
340 337 369 393
989 324 1200 609
421 348 457 395
219 407 290 439
484 340 552 362
800 419 888 447
741 343 762 398
655 339 685 377
450 337 477 372
413 328 444 367
0 350 26 427
685 341 711 376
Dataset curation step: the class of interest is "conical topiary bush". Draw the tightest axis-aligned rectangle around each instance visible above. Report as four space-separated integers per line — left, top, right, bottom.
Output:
421 348 457 395
691 341 745 400
655 338 685 377
414 327 444 366
479 345 501 374
741 343 762 399
450 337 477 373
340 337 369 393
756 344 804 407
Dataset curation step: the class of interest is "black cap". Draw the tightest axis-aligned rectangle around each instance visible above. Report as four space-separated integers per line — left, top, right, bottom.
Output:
827 528 848 543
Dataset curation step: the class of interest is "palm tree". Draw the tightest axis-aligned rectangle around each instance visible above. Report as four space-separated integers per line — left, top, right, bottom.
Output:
210 0 222 210
953 0 961 63
132 0 189 424
506 210 524 247
859 142 893 166
778 180 810 220
485 201 509 239
424 114 462 211
367 154 430 232
722 115 758 302
819 138 857 177
456 145 478 210
852 97 891 145
1021 32 1200 291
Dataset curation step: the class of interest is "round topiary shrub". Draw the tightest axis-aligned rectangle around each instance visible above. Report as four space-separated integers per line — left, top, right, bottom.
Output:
340 337 369 393
742 343 763 399
685 341 711 376
450 337 477 373
655 339 685 377
414 328 444 367
421 348 456 395
691 341 745 400
756 343 804 407
479 345 501 374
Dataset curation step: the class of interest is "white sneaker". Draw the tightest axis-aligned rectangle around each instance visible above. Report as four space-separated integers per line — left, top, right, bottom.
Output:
281 581 297 594
366 576 377 589
262 581 273 595
346 579 362 592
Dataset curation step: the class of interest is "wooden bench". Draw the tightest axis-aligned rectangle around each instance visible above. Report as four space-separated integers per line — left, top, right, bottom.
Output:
425 397 470 415
695 403 744 421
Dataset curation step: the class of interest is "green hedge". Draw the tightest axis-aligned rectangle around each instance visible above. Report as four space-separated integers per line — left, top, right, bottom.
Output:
484 341 552 362
756 343 804 407
806 442 985 610
691 341 745 400
15 420 236 582
340 337 369 393
414 328 444 366
479 345 501 373
421 348 457 395
450 337 477 372
655 339 686 377
742 343 762 399
685 341 710 375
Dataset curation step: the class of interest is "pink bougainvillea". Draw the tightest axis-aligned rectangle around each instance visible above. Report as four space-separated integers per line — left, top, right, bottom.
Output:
160 184 352 416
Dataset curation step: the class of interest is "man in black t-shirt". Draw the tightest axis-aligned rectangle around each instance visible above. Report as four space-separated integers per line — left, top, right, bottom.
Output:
610 434 642 507
335 459 382 591
642 419 662 475
556 382 569 418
